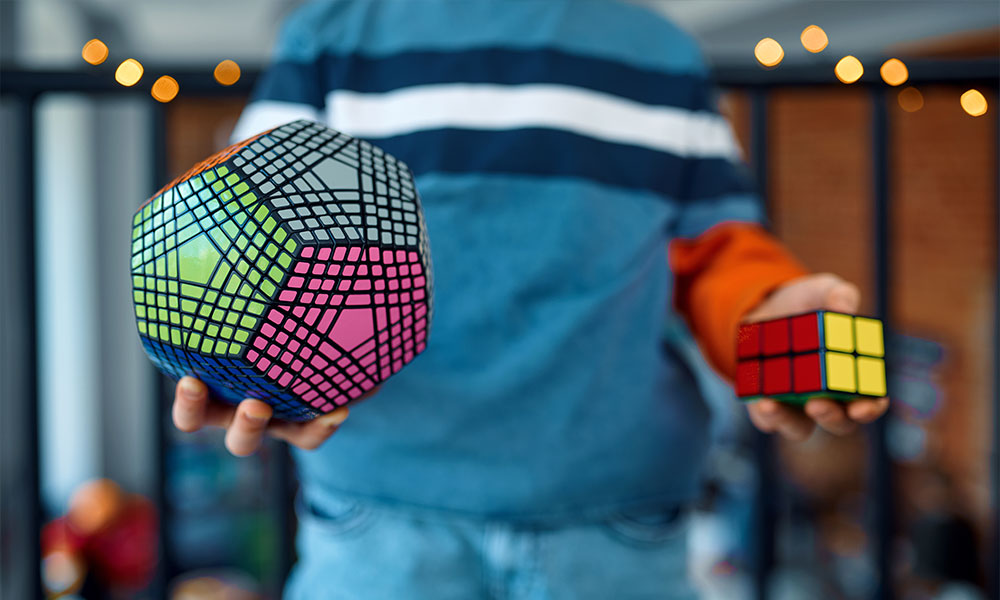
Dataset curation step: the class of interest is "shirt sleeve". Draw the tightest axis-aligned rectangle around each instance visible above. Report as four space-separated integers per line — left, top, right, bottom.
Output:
666 59 809 379
669 222 808 380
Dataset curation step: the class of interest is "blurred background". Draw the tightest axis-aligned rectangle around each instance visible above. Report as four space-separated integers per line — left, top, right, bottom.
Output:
0 0 997 598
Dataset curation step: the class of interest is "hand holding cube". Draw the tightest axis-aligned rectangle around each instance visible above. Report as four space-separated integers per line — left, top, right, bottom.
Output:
739 274 890 440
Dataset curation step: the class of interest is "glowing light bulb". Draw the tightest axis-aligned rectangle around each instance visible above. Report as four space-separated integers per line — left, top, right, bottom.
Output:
880 58 908 86
960 89 988 116
81 39 109 65
754 38 784 68
114 59 144 87
214 60 241 86
151 76 179 103
897 87 923 112
800 25 828 53
835 56 863 84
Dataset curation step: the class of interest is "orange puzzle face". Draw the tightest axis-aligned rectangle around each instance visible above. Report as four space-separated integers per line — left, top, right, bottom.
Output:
736 311 887 404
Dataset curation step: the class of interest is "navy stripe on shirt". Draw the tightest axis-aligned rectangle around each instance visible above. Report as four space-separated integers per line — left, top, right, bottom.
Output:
365 128 753 202
253 47 712 110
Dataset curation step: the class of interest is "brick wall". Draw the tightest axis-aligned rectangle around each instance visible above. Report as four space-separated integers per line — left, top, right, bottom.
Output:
891 85 996 524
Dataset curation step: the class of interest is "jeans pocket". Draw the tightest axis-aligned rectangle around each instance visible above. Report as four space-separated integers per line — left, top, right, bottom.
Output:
603 507 688 547
296 493 375 538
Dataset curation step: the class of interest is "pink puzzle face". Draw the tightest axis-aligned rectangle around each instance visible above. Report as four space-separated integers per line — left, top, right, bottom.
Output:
131 120 433 421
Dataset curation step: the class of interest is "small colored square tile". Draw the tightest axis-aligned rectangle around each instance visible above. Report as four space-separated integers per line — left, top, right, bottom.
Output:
856 356 887 396
823 312 854 353
736 360 761 397
790 312 821 352
761 319 791 356
737 323 761 359
825 351 857 393
855 317 885 357
793 352 823 393
762 356 792 395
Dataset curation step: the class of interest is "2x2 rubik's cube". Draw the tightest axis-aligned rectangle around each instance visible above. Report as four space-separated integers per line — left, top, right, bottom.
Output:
736 311 887 403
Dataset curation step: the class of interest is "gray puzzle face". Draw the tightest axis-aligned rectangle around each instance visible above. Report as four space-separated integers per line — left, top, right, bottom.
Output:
234 122 425 248
133 119 433 421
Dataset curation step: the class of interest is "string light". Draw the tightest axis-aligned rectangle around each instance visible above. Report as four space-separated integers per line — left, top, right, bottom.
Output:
800 25 828 53
81 39 109 65
960 89 988 116
114 59 144 87
835 56 863 84
880 59 908 86
754 38 784 68
214 60 241 86
151 76 180 103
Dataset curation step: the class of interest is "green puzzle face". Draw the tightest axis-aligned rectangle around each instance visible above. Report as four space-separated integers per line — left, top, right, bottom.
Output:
132 165 298 356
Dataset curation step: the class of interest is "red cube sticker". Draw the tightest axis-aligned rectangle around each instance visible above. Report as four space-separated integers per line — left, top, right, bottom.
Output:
793 353 823 393
737 323 761 358
736 360 761 397
762 356 792 395
791 313 821 352
762 319 791 356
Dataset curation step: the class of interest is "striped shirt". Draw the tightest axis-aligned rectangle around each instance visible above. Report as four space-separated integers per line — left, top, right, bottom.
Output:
234 0 765 519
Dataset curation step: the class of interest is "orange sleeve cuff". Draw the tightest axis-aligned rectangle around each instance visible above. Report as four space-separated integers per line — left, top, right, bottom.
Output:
669 222 809 380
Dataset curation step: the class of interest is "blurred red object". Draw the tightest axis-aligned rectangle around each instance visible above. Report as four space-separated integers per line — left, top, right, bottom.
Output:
41 479 159 594
85 495 158 589
41 518 88 597
42 516 86 554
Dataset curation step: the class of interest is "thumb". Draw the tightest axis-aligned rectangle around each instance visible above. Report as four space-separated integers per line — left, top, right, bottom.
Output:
817 274 861 313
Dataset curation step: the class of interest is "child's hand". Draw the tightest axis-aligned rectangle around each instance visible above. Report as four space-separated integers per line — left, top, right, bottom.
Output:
172 377 375 456
741 273 890 441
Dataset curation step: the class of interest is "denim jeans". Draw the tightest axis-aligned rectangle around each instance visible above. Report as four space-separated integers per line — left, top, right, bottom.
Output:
284 492 697 600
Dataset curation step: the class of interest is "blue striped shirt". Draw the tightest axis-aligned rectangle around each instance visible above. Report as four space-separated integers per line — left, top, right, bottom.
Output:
233 0 763 520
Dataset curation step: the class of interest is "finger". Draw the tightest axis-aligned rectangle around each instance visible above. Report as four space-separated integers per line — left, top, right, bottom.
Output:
846 398 890 423
748 399 816 441
269 407 350 451
746 399 781 433
776 413 816 441
818 274 861 313
173 377 209 432
224 399 273 457
804 398 858 436
201 401 238 429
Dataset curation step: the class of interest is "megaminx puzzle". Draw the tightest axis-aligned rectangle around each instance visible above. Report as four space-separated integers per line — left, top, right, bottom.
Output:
736 311 887 403
132 120 432 421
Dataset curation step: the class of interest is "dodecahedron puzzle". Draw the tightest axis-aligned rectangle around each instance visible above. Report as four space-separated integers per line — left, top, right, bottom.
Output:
132 120 432 421
736 311 887 404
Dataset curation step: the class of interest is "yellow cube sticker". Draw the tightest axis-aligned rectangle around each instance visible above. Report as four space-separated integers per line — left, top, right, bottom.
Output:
854 317 884 357
857 356 887 396
825 352 857 393
823 312 854 353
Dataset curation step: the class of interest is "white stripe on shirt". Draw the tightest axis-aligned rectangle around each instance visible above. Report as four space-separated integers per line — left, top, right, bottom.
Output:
230 101 323 143
324 83 742 160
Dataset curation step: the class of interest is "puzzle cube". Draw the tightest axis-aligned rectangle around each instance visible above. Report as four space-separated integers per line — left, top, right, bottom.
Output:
131 120 432 421
736 311 887 404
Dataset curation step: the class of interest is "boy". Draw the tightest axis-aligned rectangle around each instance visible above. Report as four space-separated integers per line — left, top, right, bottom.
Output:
172 1 888 597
